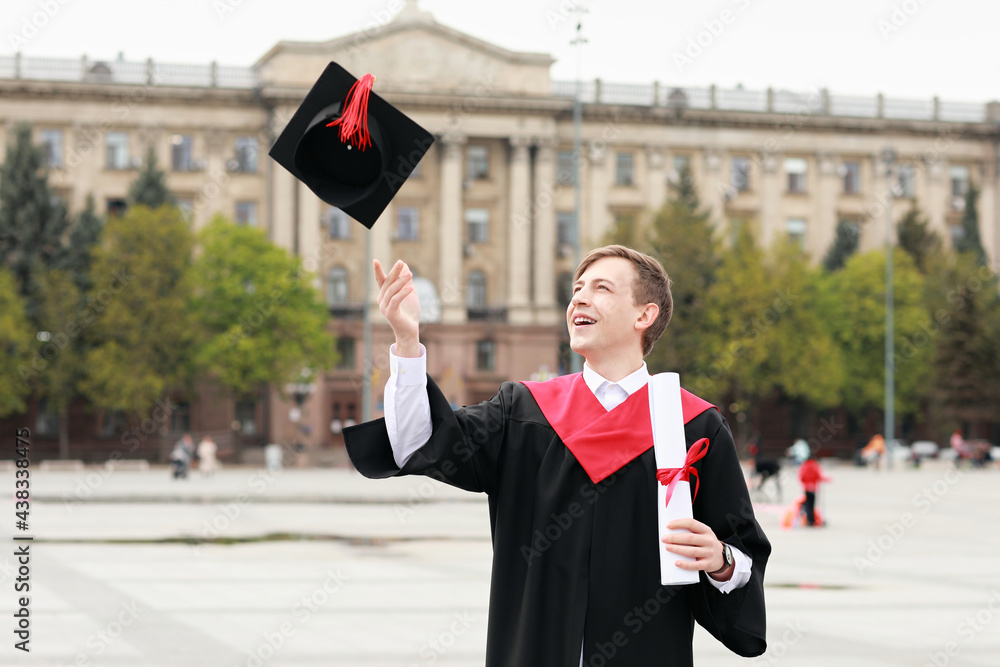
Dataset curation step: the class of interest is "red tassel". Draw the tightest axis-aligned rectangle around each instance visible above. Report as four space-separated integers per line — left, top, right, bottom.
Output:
326 73 375 151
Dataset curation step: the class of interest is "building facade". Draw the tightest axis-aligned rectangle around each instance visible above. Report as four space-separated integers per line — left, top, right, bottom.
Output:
2 2 998 460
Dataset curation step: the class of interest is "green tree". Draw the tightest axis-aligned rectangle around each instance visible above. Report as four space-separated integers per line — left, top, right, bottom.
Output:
602 212 642 248
768 241 844 408
127 145 175 209
190 216 336 398
692 227 843 439
645 162 720 380
825 249 932 419
822 219 860 272
80 205 196 421
31 270 86 458
896 202 941 275
0 123 70 320
690 223 774 406
928 256 1000 437
955 182 988 267
0 268 34 416
65 194 104 293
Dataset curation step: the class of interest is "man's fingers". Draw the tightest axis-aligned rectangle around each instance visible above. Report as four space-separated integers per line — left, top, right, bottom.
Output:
373 259 386 288
386 280 414 313
661 532 706 546
377 260 406 305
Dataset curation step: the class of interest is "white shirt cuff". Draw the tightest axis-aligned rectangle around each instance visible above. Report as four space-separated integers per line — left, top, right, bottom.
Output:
705 546 752 593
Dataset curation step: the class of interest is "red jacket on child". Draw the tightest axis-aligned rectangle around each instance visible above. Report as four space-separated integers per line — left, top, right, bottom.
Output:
798 459 829 493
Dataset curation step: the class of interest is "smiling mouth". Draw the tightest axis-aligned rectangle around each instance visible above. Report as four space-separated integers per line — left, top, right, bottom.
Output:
573 317 597 327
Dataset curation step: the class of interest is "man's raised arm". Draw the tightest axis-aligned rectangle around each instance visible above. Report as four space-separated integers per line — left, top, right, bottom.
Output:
374 259 431 467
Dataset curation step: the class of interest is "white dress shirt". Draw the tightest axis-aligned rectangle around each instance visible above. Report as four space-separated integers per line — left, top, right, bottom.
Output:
383 346 753 664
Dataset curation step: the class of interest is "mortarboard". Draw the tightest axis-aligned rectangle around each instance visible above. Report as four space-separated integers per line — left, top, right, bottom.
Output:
268 62 435 229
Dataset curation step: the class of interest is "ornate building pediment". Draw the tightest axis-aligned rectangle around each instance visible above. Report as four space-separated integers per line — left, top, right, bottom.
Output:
256 3 553 96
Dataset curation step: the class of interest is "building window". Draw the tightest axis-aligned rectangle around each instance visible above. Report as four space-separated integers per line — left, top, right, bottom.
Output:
476 340 496 372
466 208 489 244
896 163 916 198
673 154 690 174
171 134 194 171
233 136 258 173
556 271 574 307
235 201 258 227
950 166 969 210
235 400 257 435
786 218 807 248
557 211 577 246
327 267 349 306
335 337 356 370
949 223 965 248
39 129 63 168
105 132 129 170
615 152 634 186
731 157 750 192
396 206 419 241
467 270 487 308
106 198 127 218
325 207 350 240
466 145 489 180
177 197 194 221
557 341 573 375
100 409 127 437
35 398 59 438
842 161 860 195
557 150 577 186
170 401 191 433
784 158 807 193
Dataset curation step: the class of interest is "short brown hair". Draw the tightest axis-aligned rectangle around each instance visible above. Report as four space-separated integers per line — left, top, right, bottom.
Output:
573 245 672 356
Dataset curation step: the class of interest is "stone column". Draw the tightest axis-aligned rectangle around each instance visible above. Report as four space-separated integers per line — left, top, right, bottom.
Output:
813 152 839 259
533 138 559 325
860 154 892 254
758 152 782 248
645 144 667 214
586 139 609 247
203 129 228 234
702 148 724 230
920 156 948 244
268 110 296 251
438 133 466 325
507 136 533 325
298 185 322 261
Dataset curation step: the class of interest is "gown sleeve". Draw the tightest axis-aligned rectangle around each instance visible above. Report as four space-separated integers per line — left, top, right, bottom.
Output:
344 374 511 496
684 412 770 657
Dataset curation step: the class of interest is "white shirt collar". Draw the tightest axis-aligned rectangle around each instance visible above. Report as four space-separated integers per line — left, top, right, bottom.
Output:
582 361 650 398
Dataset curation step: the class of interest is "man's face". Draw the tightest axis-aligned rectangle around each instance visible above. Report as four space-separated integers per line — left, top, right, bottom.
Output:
567 256 648 358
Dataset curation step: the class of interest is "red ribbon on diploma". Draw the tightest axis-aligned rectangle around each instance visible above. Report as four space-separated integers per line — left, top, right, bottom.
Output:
655 437 710 507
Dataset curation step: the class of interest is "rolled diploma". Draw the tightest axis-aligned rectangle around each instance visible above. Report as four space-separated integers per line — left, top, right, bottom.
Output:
649 372 699 586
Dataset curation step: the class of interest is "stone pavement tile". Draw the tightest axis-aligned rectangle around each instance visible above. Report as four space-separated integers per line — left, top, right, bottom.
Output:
4 462 998 666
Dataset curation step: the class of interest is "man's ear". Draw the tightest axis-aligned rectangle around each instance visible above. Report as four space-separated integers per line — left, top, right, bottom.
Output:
635 303 659 332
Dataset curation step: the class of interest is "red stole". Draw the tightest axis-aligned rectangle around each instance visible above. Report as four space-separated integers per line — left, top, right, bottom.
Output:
521 373 715 484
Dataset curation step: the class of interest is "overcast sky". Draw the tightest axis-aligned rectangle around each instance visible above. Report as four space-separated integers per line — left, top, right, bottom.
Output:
3 0 996 102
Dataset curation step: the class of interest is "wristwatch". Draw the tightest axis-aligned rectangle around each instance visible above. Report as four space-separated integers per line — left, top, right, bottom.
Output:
709 543 733 575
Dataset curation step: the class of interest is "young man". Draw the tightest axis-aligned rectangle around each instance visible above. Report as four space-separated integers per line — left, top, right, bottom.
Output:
345 245 770 666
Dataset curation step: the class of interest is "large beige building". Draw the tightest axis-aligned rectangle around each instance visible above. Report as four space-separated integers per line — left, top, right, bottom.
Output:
2 1 998 460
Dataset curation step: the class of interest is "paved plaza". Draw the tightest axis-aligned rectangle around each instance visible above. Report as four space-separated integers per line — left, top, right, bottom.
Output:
1 457 998 666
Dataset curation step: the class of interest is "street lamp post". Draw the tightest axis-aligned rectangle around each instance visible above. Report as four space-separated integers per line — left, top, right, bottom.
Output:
569 7 587 375
362 225 373 422
881 147 897 470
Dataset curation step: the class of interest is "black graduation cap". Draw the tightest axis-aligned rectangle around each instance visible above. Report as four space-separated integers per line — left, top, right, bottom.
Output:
269 62 435 229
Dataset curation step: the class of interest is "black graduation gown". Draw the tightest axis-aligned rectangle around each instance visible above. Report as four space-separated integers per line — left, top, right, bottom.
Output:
344 372 770 667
